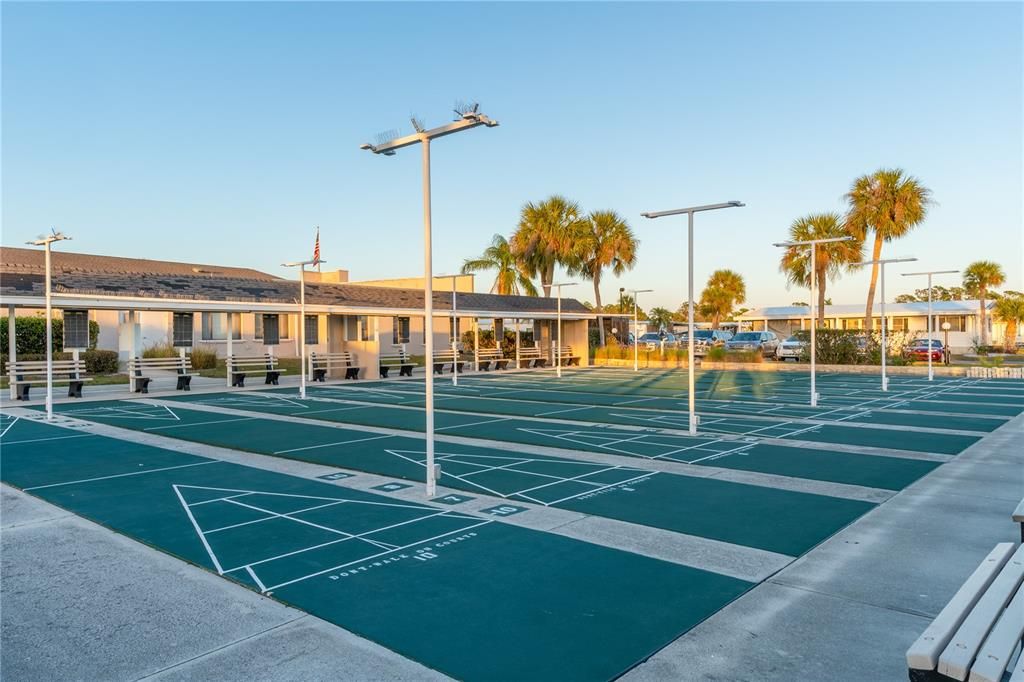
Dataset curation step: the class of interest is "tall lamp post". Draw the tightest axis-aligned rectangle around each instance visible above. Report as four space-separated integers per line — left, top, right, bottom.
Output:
552 282 578 378
361 104 498 497
772 236 854 407
641 201 744 435
942 322 952 365
901 269 958 381
441 274 460 387
282 258 321 400
851 256 917 391
27 230 72 421
628 288 653 372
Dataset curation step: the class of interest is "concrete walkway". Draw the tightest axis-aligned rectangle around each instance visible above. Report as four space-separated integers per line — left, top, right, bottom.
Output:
624 410 1024 681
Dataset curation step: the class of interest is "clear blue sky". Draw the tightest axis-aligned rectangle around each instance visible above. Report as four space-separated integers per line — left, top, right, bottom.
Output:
3 2 1021 311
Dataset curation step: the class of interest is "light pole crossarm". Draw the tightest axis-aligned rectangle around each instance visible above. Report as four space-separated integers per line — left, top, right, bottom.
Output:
641 201 744 219
360 114 499 155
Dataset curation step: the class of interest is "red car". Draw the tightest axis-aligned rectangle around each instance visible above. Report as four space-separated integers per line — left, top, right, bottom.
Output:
903 339 944 362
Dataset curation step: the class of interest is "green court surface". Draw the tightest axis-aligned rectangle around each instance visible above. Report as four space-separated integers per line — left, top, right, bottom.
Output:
244 384 981 455
33 402 877 555
161 391 942 492
0 414 751 681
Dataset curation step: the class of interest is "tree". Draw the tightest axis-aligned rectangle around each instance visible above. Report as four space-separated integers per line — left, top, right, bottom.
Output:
993 293 1024 352
461 234 538 296
895 285 967 303
647 307 673 332
699 269 746 328
778 213 864 326
963 260 1006 346
570 210 638 345
511 195 588 297
845 168 932 330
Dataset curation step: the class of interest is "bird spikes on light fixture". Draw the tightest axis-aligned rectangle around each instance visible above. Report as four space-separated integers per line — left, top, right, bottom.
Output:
374 128 402 146
453 100 480 118
410 115 425 133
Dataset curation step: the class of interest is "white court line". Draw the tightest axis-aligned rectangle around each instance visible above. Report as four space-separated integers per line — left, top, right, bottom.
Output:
262 519 495 592
511 465 626 496
224 498 398 551
0 432 94 446
0 416 19 439
435 416 511 431
384 449 513 500
145 416 257 431
173 482 225 574
245 566 268 592
272 433 391 455
179 483 435 512
545 472 657 506
203 499 348 534
534 405 593 417
26 460 218 491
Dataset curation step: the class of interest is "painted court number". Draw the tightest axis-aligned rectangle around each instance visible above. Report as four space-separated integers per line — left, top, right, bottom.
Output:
317 472 355 481
480 504 528 517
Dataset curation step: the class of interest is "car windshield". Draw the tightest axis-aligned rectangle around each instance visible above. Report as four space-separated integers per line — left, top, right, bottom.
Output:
731 333 760 341
692 331 714 339
785 336 801 343
638 333 661 341
912 339 942 347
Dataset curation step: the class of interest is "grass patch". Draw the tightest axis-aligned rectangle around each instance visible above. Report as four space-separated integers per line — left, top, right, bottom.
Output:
0 373 129 389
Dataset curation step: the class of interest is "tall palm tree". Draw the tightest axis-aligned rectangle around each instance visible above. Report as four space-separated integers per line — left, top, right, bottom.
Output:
700 269 746 328
993 292 1024 352
570 210 638 345
647 307 673 332
461 234 538 296
845 168 932 330
778 213 864 326
963 260 1006 346
511 195 588 297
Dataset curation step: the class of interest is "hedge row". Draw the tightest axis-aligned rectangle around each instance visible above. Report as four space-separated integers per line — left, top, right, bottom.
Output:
1 350 119 375
0 316 100 354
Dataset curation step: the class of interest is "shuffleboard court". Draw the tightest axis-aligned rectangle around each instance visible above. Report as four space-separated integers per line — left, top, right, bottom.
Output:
163 391 943 491
0 414 753 681
35 401 877 555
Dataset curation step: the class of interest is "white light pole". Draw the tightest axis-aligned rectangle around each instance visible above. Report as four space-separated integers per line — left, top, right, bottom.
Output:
281 258 320 400
551 282 578 378
628 288 653 372
361 104 498 497
852 256 917 391
901 270 958 381
773 236 854 407
440 274 459 386
27 230 72 421
642 201 744 435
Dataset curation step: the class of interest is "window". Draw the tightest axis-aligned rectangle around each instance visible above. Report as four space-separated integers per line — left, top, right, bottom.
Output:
891 317 909 332
344 315 372 342
304 315 319 345
842 318 863 330
172 313 194 347
937 315 966 332
449 317 458 342
393 317 410 345
255 314 290 341
201 313 241 341
62 310 90 349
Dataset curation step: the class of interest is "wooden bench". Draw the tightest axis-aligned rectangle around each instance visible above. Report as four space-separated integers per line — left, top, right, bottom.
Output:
554 345 581 366
128 356 196 393
517 347 547 369
907 542 1024 682
379 351 415 378
432 350 466 375
475 348 510 371
8 359 92 400
227 354 286 387
310 351 362 381
1013 498 1024 543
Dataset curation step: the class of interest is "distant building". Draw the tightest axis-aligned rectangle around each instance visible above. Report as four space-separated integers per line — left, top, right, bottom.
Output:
737 300 1007 352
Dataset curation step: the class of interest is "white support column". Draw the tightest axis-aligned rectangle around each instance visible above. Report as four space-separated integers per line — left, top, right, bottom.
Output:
8 305 16 400
515 319 521 369
473 319 479 371
225 312 233 388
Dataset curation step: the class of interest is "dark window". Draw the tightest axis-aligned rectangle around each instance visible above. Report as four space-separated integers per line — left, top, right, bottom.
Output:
260 315 280 345
63 309 90 349
304 315 319 345
393 317 410 345
172 313 194 348
201 313 241 341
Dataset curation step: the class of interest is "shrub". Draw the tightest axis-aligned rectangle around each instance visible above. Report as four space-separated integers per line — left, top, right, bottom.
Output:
722 350 763 363
706 346 727 362
0 316 100 354
142 343 179 358
2 349 120 375
189 346 218 370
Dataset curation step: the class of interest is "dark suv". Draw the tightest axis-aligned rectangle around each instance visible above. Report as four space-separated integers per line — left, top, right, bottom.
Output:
724 331 780 357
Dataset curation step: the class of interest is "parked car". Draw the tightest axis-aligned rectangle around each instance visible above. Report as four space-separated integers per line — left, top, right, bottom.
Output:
725 331 780 357
679 329 733 356
637 332 678 350
774 335 807 361
903 338 944 362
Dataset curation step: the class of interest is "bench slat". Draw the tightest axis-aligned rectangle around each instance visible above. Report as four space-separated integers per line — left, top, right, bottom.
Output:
1012 499 1024 524
938 544 1024 680
967 585 1024 682
1009 645 1024 682
907 543 1016 671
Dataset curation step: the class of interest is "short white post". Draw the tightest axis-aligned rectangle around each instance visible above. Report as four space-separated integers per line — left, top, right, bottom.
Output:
515 319 521 369
473 319 479 371
225 312 234 388
7 305 16 400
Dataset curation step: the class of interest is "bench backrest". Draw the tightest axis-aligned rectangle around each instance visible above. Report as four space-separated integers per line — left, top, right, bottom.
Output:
227 354 280 370
310 351 355 368
907 543 1017 672
380 351 413 365
476 348 504 359
9 359 88 379
518 347 543 357
128 356 193 375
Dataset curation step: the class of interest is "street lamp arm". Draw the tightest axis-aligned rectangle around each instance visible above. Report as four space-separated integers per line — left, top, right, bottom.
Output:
361 114 498 155
641 201 744 219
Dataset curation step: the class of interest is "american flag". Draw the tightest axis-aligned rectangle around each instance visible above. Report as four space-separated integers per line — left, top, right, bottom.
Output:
312 227 321 266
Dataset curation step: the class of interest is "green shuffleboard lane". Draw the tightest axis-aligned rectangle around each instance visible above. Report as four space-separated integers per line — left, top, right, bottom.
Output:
0 414 751 682
34 401 876 556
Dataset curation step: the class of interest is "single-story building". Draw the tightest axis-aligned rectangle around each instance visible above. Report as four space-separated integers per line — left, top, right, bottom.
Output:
736 300 1008 353
0 246 594 386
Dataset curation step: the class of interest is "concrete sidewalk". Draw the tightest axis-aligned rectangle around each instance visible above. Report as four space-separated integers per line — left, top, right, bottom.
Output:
624 410 1024 681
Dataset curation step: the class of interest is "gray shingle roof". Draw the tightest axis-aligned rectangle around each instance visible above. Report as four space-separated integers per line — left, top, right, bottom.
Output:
0 248 589 314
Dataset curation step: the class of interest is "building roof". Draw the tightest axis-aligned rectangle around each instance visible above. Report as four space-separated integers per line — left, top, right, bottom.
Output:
739 300 988 320
0 246 280 281
0 246 589 316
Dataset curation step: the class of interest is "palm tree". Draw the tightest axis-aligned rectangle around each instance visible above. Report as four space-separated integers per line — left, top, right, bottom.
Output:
778 213 864 326
570 210 638 345
963 260 1006 346
647 307 673 332
699 269 746 328
460 234 538 297
511 195 588 297
993 292 1024 352
845 168 932 330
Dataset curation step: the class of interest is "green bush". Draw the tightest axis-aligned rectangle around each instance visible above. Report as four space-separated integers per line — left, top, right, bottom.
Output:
0 316 100 355
706 346 727 362
142 343 179 358
723 350 763 363
189 346 218 370
2 349 120 375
